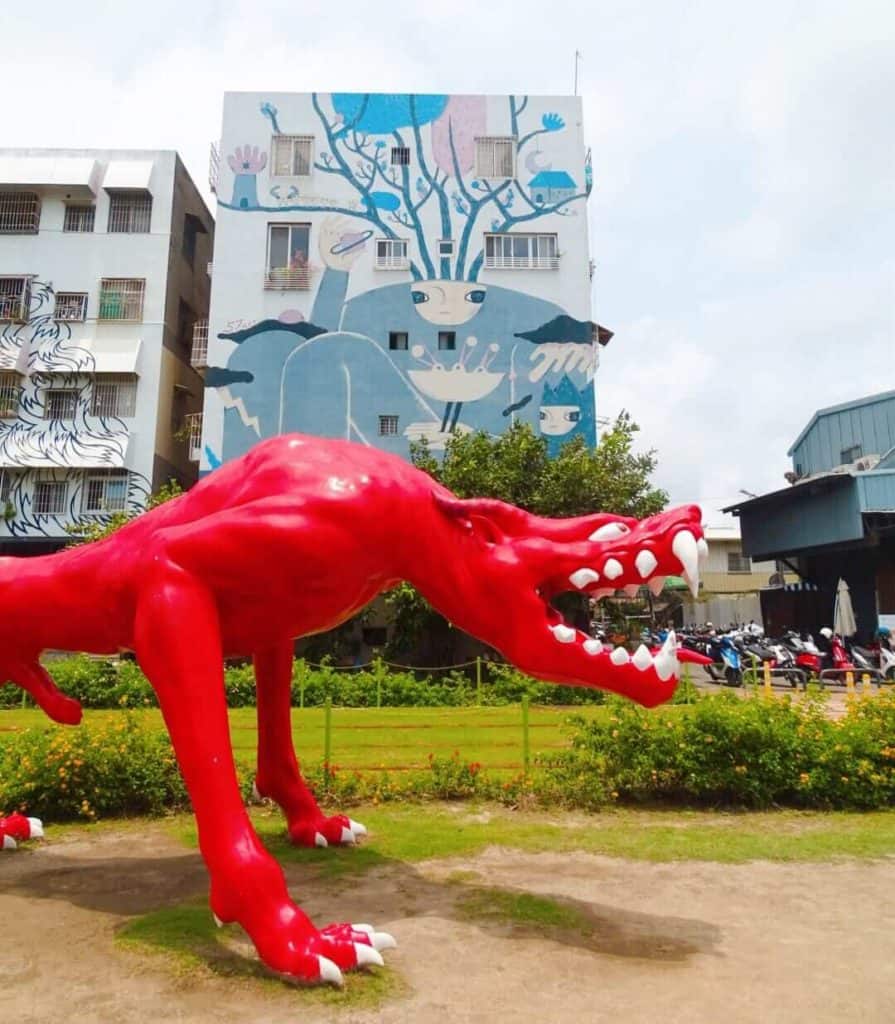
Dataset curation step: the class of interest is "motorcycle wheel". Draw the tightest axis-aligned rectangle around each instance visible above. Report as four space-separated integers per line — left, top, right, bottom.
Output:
725 666 743 687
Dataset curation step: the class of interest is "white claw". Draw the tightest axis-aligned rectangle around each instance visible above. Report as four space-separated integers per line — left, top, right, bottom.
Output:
317 955 344 987
315 832 329 848
2 836 17 850
588 522 630 542
648 576 666 596
632 644 653 671
635 550 658 578
352 923 375 936
696 537 709 564
26 818 43 839
603 558 624 580
348 819 367 838
551 623 577 644
354 942 385 968
610 647 630 666
672 530 700 597
372 931 398 951
569 567 600 589
583 638 603 656
212 913 224 928
340 827 357 845
623 583 641 598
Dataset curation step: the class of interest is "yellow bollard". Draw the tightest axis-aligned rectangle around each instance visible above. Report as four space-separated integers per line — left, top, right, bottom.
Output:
763 660 772 697
862 672 873 695
845 670 855 696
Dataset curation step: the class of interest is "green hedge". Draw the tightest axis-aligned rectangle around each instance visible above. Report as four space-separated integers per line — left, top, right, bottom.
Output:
0 655 606 711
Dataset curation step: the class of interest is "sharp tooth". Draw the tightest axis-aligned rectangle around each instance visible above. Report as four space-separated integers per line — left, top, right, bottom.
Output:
663 630 677 654
672 530 700 597
623 583 640 597
603 558 623 580
632 644 652 670
654 652 676 681
648 576 665 596
569 568 600 589
551 623 576 644
610 646 630 665
588 522 629 542
583 638 603 655
696 538 709 564
635 550 658 578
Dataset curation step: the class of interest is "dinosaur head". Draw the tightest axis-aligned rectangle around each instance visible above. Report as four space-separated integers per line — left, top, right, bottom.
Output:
429 496 709 707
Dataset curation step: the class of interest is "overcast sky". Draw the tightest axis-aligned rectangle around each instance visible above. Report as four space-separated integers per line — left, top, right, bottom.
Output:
5 0 892 525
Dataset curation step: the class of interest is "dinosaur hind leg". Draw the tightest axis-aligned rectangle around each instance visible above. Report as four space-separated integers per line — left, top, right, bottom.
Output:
254 641 367 848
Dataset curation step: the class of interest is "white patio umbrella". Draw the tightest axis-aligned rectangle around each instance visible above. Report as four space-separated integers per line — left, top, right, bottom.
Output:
833 577 857 637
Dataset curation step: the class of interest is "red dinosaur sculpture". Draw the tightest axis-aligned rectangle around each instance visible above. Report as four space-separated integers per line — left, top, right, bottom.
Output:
0 812 43 850
0 434 708 985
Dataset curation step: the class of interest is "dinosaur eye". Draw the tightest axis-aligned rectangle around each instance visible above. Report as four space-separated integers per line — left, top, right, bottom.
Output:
588 522 630 542
565 410 580 422
465 290 486 304
411 291 429 304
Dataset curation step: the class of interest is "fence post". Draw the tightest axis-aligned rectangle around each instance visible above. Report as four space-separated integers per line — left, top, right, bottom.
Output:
323 696 333 775
682 662 692 702
763 660 772 697
374 657 383 709
521 695 530 774
845 670 855 697
861 672 872 695
476 656 482 705
297 659 306 710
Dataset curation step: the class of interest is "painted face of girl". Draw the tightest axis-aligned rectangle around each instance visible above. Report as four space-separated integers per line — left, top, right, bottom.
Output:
410 281 486 325
539 405 581 436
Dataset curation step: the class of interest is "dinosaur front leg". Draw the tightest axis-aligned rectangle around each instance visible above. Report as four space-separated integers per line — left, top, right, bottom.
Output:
134 569 391 984
254 642 366 847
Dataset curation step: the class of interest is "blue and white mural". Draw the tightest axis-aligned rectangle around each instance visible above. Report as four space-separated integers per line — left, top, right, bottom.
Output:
208 92 598 465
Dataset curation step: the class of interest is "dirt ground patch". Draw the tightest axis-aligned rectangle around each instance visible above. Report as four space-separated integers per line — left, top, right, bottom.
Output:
2 820 894 1023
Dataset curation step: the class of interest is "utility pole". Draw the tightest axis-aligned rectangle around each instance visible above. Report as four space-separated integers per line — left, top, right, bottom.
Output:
574 50 582 95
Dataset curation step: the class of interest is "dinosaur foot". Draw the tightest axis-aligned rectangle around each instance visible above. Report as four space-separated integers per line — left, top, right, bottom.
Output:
0 814 44 850
288 813 367 849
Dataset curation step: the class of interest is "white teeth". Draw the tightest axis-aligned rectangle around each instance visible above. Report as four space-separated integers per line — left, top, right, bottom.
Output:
583 638 603 655
697 538 709 564
647 576 666 596
632 644 652 670
588 522 630 542
622 583 641 598
610 646 630 665
635 550 658 578
654 652 677 681
672 530 700 597
551 623 577 644
603 558 623 580
569 568 600 589
663 630 677 653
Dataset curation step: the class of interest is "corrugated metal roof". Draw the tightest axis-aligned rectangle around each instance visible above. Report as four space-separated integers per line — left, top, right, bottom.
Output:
787 389 895 455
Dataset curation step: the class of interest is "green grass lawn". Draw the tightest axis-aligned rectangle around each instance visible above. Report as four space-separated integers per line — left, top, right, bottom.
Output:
0 705 606 772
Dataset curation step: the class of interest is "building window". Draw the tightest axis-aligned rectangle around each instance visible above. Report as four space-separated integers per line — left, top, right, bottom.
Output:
438 239 454 258
33 479 67 516
438 331 456 351
375 238 409 269
379 414 399 436
0 373 22 419
184 411 203 462
83 470 129 513
265 223 311 289
390 146 411 167
0 277 31 322
475 137 515 178
98 278 145 321
388 332 408 351
53 292 88 322
0 469 12 504
0 192 40 233
484 233 559 270
272 135 314 176
727 551 752 574
840 444 862 464
44 389 79 420
91 374 137 418
107 192 152 233
63 204 95 233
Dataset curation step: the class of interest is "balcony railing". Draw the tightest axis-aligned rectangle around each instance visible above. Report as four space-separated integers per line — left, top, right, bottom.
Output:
184 412 203 462
209 141 221 195
264 266 315 290
483 254 560 271
191 320 208 368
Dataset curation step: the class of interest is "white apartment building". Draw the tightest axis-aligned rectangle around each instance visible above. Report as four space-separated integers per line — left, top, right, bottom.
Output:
0 149 213 554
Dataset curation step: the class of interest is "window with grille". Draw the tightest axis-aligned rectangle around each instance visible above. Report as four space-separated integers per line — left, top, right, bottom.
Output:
438 331 456 350
0 192 40 233
474 137 515 178
375 239 409 269
91 374 137 418
0 373 21 419
107 192 152 233
379 414 399 436
484 233 559 269
33 479 67 516
53 292 88 322
272 135 313 176
63 204 95 233
388 332 408 351
98 278 145 321
44 389 78 420
391 146 411 167
727 551 752 573
0 277 30 321
83 471 129 513
0 469 12 504
266 224 312 289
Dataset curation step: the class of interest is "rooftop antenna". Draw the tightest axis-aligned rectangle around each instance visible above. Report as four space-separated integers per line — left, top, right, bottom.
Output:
574 50 582 95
